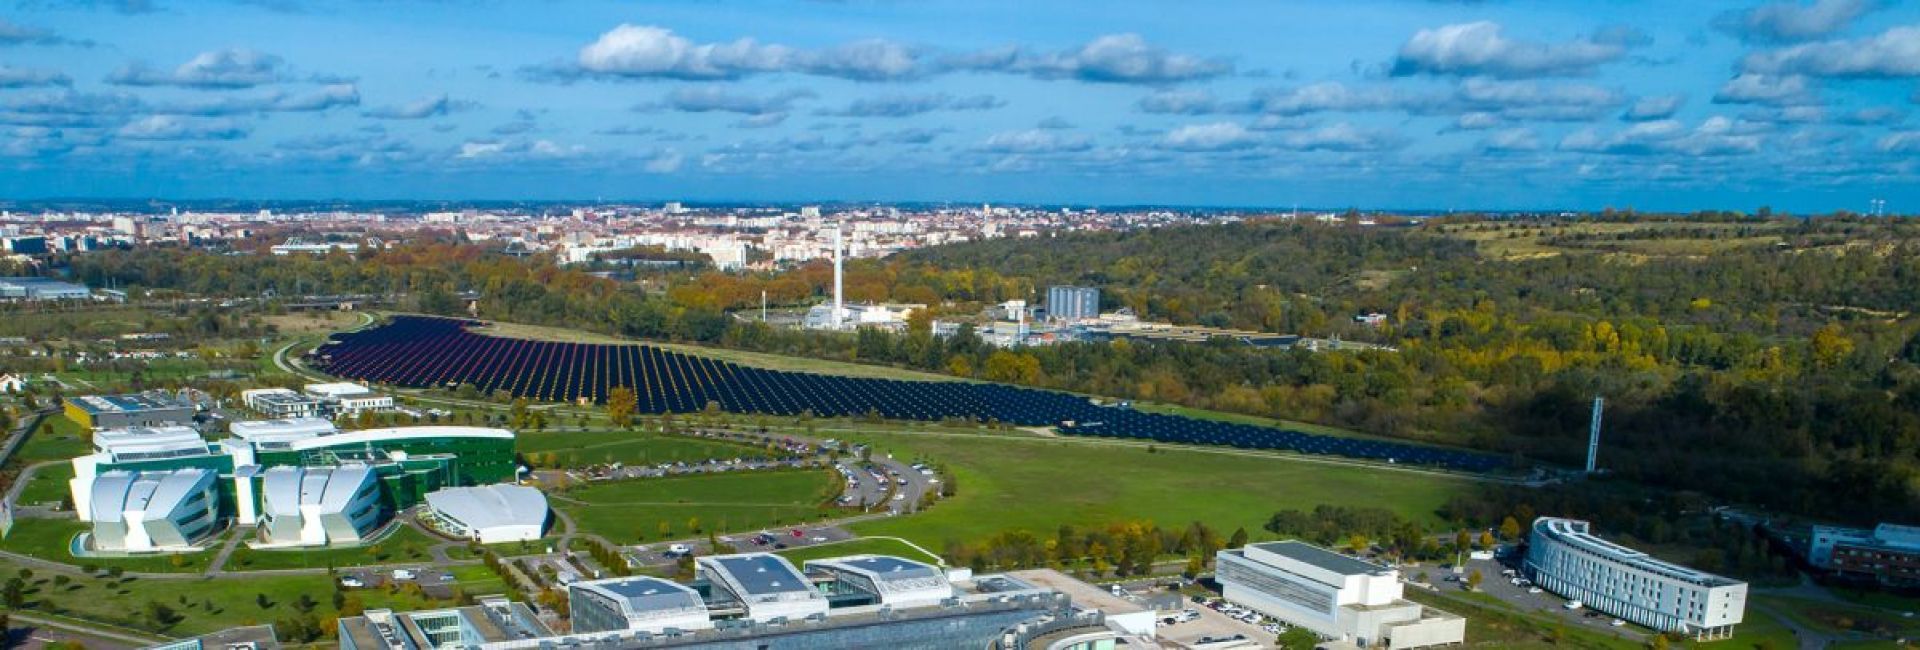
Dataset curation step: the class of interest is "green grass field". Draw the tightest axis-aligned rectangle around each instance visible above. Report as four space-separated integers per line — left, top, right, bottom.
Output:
225 525 443 571
843 431 1476 549
0 519 213 574
516 431 778 467
14 414 90 464
16 462 74 505
0 556 444 638
554 469 842 543
776 537 944 565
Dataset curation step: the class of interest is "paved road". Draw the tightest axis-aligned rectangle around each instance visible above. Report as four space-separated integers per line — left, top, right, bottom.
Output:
2 611 159 649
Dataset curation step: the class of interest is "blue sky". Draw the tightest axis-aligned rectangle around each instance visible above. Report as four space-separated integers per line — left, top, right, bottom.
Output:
1 0 1917 211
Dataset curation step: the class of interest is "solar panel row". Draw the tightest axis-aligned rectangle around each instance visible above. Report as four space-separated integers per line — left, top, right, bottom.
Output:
311 316 1504 472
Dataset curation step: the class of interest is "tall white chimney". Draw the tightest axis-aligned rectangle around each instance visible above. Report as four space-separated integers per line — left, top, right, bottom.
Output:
832 224 845 330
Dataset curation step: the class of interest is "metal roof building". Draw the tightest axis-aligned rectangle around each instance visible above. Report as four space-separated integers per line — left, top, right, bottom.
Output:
64 393 195 429
227 417 338 448
86 468 220 552
805 555 954 609
569 576 713 635
256 465 385 547
697 552 830 622
423 484 548 544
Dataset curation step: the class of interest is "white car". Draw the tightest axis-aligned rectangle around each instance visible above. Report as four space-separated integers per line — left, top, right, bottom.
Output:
1564 600 1583 610
1528 587 1542 594
339 576 365 588
892 493 906 501
1611 619 1627 627
667 543 691 555
391 569 416 581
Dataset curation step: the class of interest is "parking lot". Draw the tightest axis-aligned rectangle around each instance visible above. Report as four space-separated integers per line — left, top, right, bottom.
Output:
336 565 462 597
1455 557 1648 644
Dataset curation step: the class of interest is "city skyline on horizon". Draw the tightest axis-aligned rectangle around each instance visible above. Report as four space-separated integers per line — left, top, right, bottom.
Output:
2 0 1918 212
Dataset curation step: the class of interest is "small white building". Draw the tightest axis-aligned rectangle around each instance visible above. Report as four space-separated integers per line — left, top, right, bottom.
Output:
1216 541 1464 649
0 373 26 393
241 388 325 419
303 382 395 416
423 484 548 544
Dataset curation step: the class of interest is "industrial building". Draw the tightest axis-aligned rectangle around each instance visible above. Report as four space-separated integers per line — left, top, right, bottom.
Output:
64 393 196 429
68 419 518 551
347 553 1095 649
1526 517 1746 639
85 468 221 553
1216 541 1464 649
569 576 714 635
1046 285 1100 322
240 388 325 419
1809 523 1920 586
0 276 91 301
422 484 549 544
255 465 385 547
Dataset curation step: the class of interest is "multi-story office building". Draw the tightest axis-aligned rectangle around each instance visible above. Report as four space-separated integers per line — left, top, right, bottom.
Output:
1808 523 1920 587
804 555 955 610
1046 285 1100 322
1216 541 1464 649
240 388 325 419
1526 517 1747 639
569 576 714 635
304 382 395 416
696 553 830 623
86 468 220 552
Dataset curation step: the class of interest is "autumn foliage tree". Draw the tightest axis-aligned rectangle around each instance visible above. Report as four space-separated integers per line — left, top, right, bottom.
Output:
606 386 637 428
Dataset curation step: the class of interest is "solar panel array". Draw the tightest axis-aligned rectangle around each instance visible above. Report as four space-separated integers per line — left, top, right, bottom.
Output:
312 316 1504 472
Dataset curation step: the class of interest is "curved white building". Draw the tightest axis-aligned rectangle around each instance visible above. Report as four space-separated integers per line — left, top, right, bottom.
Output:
423 484 548 544
87 468 220 552
1526 517 1746 639
804 555 954 609
257 465 385 547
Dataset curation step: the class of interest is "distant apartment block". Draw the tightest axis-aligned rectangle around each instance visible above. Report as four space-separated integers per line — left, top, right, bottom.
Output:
1810 523 1920 587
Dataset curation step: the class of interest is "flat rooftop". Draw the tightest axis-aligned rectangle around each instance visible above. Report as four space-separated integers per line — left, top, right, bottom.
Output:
1251 540 1388 577
70 393 191 414
706 554 813 597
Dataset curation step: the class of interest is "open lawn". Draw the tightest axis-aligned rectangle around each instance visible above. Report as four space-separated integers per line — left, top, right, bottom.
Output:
844 431 1476 549
554 469 841 544
517 431 777 467
776 537 944 566
225 524 442 571
0 519 215 574
0 555 446 639
16 462 74 505
13 414 90 464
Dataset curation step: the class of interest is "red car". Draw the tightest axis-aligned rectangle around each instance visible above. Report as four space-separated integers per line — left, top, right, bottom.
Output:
791 529 804 538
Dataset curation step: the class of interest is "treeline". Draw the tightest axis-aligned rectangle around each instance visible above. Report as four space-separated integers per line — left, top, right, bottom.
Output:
942 520 1249 579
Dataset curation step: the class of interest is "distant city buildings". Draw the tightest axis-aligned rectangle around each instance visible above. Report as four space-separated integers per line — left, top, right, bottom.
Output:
1526 517 1746 639
0 277 92 301
1216 540 1465 648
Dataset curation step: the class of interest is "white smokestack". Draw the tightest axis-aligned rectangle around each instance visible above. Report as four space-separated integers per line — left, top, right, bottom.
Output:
832 223 844 330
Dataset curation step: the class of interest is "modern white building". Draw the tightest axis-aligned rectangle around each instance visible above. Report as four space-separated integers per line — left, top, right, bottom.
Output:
569 576 714 635
696 553 830 622
423 484 548 544
85 468 220 552
804 555 955 609
70 426 212 519
1216 541 1464 649
240 388 325 419
304 382 394 416
1526 517 1746 639
256 465 385 547
227 417 339 449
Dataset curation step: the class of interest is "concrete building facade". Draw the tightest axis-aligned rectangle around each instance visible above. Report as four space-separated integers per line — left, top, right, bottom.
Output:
1216 541 1464 649
1526 517 1746 638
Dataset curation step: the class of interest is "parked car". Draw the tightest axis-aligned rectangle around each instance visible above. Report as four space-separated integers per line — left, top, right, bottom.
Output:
392 569 416 581
339 576 365 588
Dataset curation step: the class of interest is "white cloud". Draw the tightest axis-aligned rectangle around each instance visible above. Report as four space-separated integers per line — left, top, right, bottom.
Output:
951 34 1230 84
644 148 684 173
117 115 248 140
818 92 1003 117
1714 0 1879 43
365 93 477 120
1391 22 1637 78
571 24 924 82
0 65 71 88
1624 94 1686 121
1741 25 1920 79
1560 118 1762 156
1714 73 1818 106
978 129 1093 153
1158 122 1258 151
1878 131 1920 153
639 87 815 115
1280 123 1405 152
1481 127 1541 152
108 49 285 89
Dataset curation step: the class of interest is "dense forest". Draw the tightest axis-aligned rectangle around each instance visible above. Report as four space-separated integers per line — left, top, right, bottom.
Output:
60 216 1920 524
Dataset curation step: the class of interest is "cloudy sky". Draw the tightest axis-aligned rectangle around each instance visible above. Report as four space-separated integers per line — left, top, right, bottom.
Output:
2 0 1918 211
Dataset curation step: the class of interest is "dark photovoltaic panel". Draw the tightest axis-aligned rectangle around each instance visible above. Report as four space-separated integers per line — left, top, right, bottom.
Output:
311 316 1504 472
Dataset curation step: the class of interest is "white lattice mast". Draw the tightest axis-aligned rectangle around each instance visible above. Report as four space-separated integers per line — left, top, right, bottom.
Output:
1586 396 1605 474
